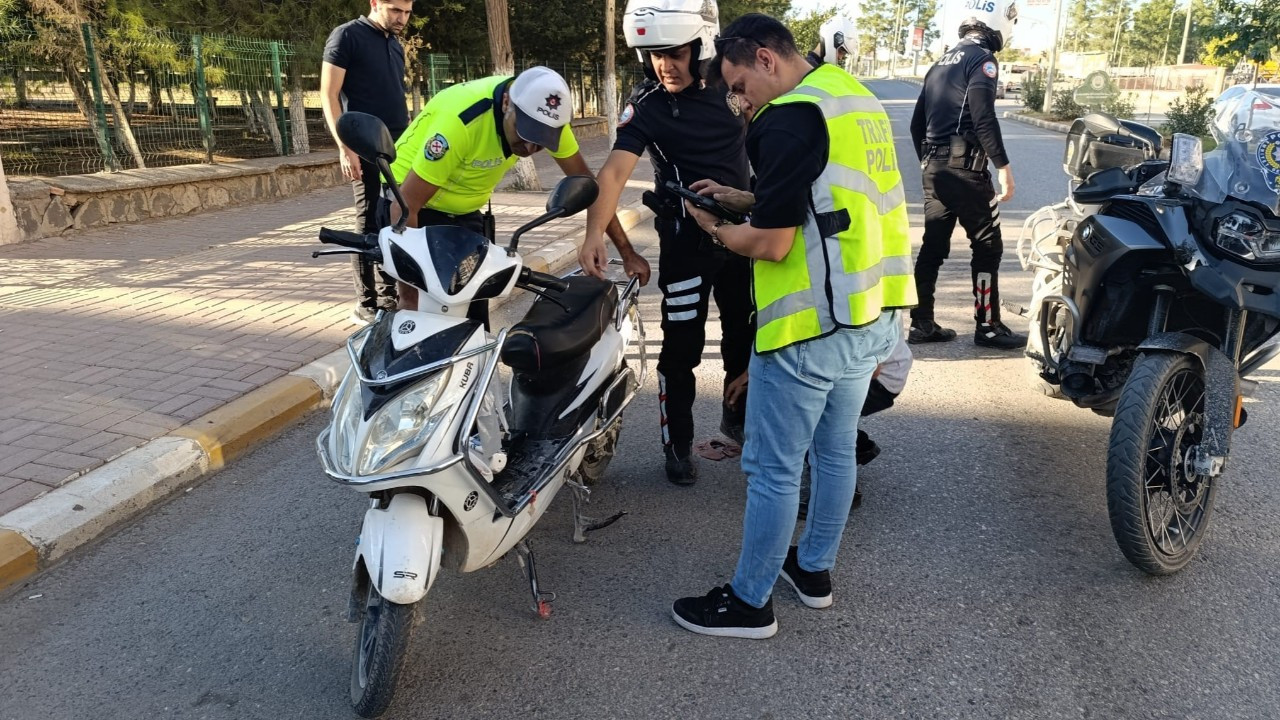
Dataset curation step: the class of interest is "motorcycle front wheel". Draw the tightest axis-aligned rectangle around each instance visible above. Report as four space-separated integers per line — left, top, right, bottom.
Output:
1106 352 1218 575
350 585 418 718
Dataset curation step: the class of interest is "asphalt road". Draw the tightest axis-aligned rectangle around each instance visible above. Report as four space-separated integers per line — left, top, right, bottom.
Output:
5 80 1280 720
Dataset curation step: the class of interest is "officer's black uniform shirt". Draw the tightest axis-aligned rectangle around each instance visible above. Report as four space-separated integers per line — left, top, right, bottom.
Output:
323 17 410 137
613 80 751 194
909 37 1009 168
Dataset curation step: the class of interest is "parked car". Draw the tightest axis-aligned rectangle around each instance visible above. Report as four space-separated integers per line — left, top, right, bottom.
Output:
996 80 1007 99
1212 84 1280 133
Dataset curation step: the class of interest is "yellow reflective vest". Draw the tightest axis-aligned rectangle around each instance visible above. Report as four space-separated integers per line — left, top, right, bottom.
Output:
390 76 579 215
751 64 917 353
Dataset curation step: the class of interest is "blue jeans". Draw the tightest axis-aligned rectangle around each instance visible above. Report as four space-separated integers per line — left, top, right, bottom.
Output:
730 311 900 608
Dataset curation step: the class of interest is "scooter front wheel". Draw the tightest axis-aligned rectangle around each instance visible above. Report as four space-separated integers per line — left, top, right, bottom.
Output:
350 585 418 718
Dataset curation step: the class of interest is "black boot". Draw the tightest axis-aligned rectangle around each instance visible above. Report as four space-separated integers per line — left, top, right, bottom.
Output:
720 402 745 446
856 430 880 466
664 443 698 485
909 319 957 344
973 270 1026 350
974 319 1027 350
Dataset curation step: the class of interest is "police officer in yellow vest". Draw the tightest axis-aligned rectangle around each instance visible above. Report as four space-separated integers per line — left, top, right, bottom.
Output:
671 14 916 639
388 66 632 274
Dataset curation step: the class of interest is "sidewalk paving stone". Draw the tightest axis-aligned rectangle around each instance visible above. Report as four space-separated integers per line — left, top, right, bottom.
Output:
0 135 645 525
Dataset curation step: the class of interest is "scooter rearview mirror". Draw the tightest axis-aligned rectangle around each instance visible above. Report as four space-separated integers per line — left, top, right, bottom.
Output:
336 112 397 165
546 176 599 217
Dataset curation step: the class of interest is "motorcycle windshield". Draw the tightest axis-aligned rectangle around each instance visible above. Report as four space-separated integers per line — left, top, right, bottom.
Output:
1186 89 1280 214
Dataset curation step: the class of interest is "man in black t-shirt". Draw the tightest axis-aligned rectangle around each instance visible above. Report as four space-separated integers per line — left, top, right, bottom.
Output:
321 0 412 325
671 13 908 640
579 0 753 486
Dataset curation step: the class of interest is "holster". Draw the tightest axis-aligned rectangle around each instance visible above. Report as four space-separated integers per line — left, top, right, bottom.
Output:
644 189 724 253
481 204 496 242
947 135 989 172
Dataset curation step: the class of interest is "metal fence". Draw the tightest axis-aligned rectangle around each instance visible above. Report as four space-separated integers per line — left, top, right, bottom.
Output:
0 21 643 178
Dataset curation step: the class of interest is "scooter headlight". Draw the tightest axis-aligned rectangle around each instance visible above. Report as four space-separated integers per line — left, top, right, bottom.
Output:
358 370 453 475
328 375 362 475
1214 210 1280 262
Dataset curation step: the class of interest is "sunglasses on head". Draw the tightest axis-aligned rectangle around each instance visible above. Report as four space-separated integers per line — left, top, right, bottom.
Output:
713 35 763 53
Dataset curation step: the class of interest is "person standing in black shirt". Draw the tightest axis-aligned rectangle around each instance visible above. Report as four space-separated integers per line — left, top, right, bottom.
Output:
321 0 413 325
578 0 753 485
909 0 1025 350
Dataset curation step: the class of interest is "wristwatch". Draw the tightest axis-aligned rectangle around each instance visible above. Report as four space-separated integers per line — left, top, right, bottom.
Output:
710 219 728 247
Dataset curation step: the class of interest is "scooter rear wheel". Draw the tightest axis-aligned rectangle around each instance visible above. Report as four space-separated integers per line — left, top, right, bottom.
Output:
350 585 418 718
1106 352 1218 575
579 416 622 486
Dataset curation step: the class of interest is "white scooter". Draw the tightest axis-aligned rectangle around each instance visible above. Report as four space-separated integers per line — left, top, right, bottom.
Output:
312 113 646 718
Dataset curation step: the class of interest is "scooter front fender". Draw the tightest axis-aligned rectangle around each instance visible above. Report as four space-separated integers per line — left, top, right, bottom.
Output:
358 493 443 604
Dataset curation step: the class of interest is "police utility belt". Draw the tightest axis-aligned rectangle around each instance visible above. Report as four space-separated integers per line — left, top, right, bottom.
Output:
641 188 728 252
923 136 988 172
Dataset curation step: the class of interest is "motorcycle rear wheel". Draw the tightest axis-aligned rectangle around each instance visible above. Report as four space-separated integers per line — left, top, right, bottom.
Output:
350 585 418 718
1106 352 1218 575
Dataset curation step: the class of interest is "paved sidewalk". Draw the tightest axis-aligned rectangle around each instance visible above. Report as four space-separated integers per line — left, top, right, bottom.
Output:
0 135 645 521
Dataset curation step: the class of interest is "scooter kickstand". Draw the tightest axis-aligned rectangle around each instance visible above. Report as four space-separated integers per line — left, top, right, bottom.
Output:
568 479 628 544
514 540 555 620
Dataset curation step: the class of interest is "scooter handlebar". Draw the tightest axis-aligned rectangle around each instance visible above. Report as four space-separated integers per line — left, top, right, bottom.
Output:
518 266 569 293
316 227 381 262
318 227 376 250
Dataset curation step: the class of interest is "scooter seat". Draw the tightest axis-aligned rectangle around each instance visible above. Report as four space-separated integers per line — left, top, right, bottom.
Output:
501 276 618 373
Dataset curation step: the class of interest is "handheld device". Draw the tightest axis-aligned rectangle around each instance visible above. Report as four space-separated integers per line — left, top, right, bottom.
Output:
664 181 747 224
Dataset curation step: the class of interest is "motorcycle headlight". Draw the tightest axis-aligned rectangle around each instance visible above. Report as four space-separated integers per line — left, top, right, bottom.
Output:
357 370 453 475
1214 210 1280 261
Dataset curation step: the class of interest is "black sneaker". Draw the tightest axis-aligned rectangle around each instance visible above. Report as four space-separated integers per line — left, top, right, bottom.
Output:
974 320 1027 350
780 546 833 609
671 584 778 639
909 320 957 344
664 443 698 485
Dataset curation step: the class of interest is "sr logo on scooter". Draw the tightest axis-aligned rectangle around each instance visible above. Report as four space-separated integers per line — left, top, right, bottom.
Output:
392 570 418 580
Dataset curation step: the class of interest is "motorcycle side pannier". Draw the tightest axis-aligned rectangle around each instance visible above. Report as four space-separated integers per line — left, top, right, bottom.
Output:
1063 117 1150 181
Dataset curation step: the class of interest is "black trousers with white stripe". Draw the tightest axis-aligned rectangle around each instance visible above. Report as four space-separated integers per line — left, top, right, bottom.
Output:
654 213 754 449
912 159 1005 325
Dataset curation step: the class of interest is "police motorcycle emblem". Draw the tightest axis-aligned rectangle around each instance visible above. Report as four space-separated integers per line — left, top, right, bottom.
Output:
1259 130 1280 192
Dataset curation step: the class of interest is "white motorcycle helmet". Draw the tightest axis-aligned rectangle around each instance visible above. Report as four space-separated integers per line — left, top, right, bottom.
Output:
956 0 1018 52
623 0 720 78
817 15 856 65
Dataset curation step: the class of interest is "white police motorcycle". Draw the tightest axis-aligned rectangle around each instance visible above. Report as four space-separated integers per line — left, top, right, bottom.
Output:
312 113 645 717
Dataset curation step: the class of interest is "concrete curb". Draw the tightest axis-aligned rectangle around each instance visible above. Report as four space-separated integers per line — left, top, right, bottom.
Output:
0 199 654 593
1003 111 1072 134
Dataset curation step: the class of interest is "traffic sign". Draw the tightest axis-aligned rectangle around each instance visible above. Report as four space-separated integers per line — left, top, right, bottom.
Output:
1073 70 1114 105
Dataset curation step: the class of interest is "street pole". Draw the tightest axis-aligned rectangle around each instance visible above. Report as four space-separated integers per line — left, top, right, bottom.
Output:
0 150 19 246
889 0 905 78
1177 0 1193 65
1042 0 1066 113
